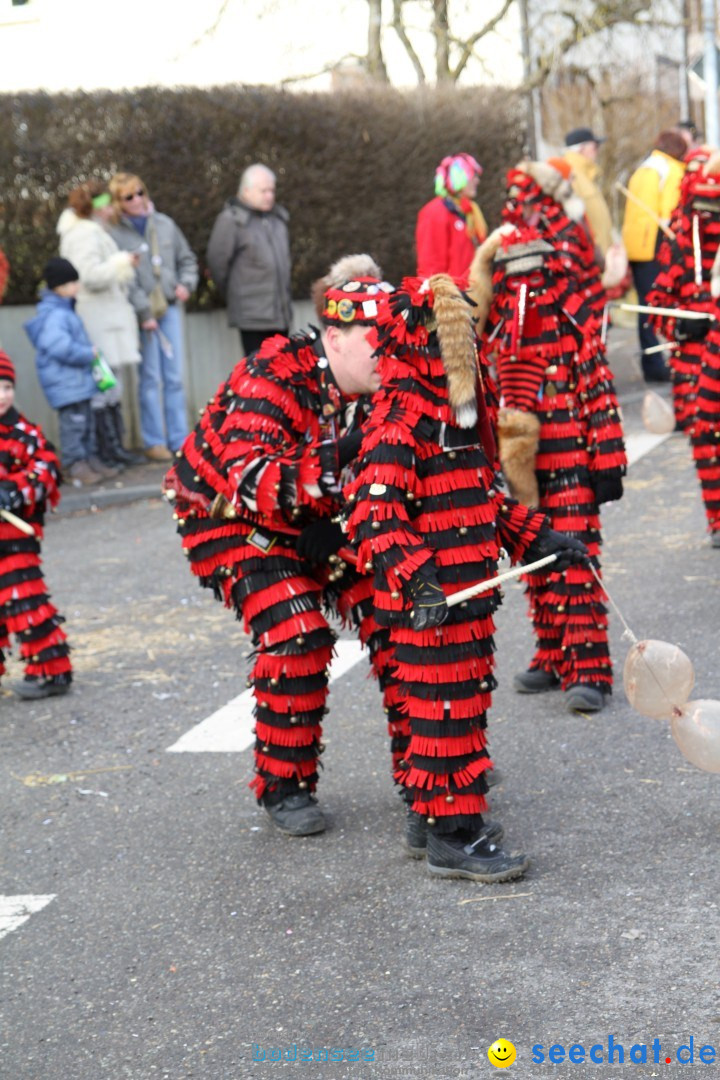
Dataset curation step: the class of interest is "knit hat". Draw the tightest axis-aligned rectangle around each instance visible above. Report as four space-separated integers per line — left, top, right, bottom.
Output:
44 256 80 290
0 350 15 384
434 153 482 198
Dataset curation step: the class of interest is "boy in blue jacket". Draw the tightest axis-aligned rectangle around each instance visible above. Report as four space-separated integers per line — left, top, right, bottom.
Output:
24 257 103 486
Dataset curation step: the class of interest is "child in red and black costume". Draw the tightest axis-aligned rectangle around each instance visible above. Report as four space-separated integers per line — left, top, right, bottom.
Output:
0 351 72 699
345 275 587 882
470 199 626 714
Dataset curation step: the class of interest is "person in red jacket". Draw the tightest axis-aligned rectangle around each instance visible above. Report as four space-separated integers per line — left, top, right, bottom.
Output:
415 153 487 287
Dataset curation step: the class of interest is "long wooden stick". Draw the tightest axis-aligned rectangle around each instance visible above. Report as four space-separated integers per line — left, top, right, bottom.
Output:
617 302 715 320
615 181 676 240
446 554 557 608
0 508 34 536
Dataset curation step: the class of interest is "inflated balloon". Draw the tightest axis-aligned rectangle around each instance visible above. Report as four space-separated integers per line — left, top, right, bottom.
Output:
641 390 675 435
623 639 695 719
671 699 720 773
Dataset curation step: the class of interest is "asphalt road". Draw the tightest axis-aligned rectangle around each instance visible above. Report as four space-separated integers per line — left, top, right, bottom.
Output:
1 327 718 1080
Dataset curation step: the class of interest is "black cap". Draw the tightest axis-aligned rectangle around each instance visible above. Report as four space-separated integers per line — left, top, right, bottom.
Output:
564 127 605 147
44 256 80 290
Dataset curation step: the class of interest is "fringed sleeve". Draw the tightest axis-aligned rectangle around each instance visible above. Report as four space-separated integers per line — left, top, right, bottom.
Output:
0 414 61 536
495 494 545 564
575 335 627 479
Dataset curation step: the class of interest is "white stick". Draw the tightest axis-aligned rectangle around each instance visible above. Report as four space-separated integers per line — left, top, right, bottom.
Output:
446 554 557 608
617 302 714 320
643 342 674 355
0 509 35 536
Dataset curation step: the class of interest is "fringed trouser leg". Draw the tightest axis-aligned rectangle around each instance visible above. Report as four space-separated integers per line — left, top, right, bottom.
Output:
0 539 71 679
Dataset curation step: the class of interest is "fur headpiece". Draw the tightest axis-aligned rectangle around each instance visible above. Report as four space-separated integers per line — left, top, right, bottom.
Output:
312 254 393 325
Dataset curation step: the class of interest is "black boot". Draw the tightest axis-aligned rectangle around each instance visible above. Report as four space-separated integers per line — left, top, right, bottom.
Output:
94 407 126 470
108 404 144 466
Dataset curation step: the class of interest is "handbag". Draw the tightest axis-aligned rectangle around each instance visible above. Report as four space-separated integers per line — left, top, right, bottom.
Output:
147 218 169 321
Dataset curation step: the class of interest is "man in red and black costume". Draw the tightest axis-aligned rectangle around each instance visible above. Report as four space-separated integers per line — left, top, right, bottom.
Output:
648 146 715 432
470 183 626 714
501 159 606 331
0 351 72 699
648 151 720 545
166 255 409 837
345 275 588 882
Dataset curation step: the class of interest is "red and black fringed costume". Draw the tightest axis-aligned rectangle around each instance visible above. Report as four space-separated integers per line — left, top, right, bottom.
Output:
345 276 546 834
648 147 717 432
165 286 409 802
470 221 626 694
0 406 71 681
502 161 606 331
647 153 720 541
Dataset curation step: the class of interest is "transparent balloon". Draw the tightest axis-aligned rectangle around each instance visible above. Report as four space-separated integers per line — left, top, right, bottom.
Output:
671 699 720 773
641 390 675 435
623 639 695 720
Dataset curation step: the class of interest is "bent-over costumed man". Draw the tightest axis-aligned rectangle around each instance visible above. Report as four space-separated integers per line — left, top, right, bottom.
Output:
345 275 588 882
470 204 626 714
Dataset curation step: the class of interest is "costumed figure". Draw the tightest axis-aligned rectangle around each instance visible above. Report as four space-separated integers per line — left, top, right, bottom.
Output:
470 211 626 714
647 151 720 546
0 351 72 700
647 147 720 428
415 153 487 287
501 159 606 331
164 255 410 838
345 275 588 883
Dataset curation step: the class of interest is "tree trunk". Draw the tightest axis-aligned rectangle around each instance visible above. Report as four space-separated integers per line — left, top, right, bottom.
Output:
432 0 451 82
367 0 389 81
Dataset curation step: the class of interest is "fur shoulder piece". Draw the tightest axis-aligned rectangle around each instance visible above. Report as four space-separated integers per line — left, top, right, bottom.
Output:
467 224 515 337
56 207 89 238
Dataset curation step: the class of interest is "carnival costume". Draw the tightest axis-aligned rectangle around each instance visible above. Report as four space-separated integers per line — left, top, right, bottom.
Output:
165 265 411 831
345 274 584 880
0 354 71 695
470 209 626 709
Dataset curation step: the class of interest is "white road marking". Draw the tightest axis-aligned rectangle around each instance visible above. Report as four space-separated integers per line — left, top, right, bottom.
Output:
0 894 55 941
169 426 670 754
625 430 672 466
167 637 367 753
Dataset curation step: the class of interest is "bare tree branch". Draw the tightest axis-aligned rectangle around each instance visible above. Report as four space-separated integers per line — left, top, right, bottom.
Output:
391 0 427 82
367 0 390 81
449 0 515 81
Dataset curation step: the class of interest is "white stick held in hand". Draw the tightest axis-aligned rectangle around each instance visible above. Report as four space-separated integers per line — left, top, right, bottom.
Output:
0 508 35 536
446 554 557 608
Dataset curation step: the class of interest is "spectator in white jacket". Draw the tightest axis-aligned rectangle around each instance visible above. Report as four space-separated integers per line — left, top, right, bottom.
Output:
57 181 141 467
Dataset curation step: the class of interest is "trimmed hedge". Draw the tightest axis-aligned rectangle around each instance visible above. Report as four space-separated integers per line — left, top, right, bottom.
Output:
0 84 525 307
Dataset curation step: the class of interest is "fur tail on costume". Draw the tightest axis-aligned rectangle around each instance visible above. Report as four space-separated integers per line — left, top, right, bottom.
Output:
429 273 478 428
497 407 541 507
468 224 515 337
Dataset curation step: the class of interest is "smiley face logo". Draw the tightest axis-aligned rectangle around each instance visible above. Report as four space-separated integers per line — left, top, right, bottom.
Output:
487 1039 517 1068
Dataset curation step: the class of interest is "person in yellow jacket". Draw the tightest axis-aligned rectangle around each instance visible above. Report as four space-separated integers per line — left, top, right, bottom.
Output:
563 127 613 261
621 129 687 381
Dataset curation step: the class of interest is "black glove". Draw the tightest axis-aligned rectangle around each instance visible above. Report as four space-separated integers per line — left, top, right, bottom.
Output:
406 567 449 631
592 474 623 505
337 428 364 468
525 525 590 572
674 316 712 343
296 519 346 565
0 481 24 513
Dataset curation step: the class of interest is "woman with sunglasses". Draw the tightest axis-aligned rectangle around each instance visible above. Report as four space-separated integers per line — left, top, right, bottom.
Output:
108 173 198 463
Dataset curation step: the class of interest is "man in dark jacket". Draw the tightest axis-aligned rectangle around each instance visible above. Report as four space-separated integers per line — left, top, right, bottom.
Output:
206 164 292 355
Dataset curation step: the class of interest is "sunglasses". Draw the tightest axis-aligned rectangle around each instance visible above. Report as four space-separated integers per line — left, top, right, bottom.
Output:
122 189 145 201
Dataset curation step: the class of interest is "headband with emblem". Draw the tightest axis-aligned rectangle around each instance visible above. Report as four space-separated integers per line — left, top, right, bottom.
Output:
321 276 394 326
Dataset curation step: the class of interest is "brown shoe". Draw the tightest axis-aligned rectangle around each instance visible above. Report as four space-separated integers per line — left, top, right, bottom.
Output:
68 460 102 486
144 445 173 463
88 456 122 479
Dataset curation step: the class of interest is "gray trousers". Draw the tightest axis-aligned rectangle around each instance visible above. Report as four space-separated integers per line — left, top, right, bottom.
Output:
57 400 95 467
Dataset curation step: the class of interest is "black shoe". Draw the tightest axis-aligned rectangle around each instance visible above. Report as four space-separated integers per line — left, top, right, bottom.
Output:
565 683 606 713
406 808 503 859
427 830 529 883
261 790 326 836
513 668 561 694
711 532 720 549
12 673 72 700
